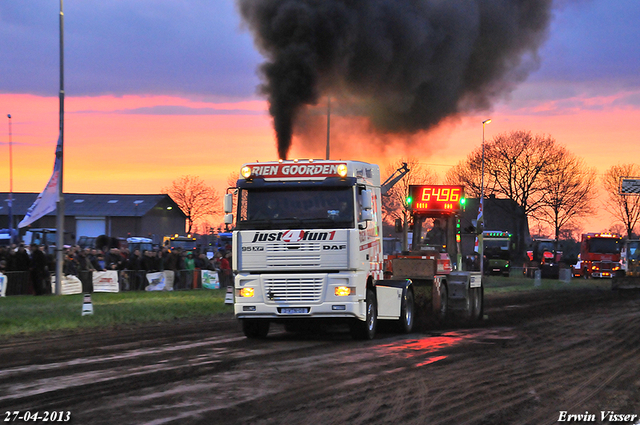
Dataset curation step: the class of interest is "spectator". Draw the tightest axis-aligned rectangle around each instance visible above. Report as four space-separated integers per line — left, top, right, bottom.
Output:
141 250 158 272
63 253 78 276
219 252 232 288
129 249 142 290
93 253 106 271
153 250 164 271
106 248 122 270
195 253 210 270
77 248 96 272
11 244 30 272
29 244 48 295
184 251 196 289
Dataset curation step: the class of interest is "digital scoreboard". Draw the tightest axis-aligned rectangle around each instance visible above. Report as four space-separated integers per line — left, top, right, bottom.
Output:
408 185 465 213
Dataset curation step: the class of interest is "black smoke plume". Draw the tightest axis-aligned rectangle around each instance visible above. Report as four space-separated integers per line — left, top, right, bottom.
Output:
237 0 553 159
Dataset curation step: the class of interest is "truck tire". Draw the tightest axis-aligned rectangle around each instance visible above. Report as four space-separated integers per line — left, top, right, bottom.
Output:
242 319 270 339
350 289 377 340
471 286 484 322
397 287 415 333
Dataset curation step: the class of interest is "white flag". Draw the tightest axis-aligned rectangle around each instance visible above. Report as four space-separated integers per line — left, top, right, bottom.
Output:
19 134 62 228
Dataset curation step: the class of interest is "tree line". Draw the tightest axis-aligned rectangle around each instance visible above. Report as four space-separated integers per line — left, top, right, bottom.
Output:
382 130 640 240
163 131 640 240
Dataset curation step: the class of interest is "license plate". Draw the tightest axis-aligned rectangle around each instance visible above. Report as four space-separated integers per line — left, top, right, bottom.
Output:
281 308 308 314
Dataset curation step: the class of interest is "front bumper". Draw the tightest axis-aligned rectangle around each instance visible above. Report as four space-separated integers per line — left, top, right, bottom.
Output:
234 271 368 321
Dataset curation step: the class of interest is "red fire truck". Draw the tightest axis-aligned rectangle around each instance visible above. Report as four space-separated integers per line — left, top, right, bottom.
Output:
572 233 622 279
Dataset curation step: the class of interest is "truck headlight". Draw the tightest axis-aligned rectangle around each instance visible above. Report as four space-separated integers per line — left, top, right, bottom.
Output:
239 287 255 298
335 286 354 296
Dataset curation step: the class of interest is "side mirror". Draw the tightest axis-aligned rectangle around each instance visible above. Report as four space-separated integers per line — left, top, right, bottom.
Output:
224 213 234 225
360 189 373 210
361 209 373 222
224 193 234 214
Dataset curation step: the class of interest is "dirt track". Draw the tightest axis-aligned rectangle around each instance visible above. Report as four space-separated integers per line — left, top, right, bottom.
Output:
1 287 639 425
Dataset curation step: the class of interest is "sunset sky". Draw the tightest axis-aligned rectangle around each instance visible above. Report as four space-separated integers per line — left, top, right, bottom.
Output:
1 1 639 234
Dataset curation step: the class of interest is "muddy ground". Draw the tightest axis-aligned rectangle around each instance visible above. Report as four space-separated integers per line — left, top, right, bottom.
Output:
1 287 639 425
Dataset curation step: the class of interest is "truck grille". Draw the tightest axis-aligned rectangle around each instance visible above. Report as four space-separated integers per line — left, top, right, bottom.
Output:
266 243 321 252
263 277 324 303
596 261 615 270
264 243 323 268
265 255 322 268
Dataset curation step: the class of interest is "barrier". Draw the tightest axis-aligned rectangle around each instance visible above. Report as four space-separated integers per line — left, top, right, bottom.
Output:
0 268 225 296
51 275 83 295
559 268 572 283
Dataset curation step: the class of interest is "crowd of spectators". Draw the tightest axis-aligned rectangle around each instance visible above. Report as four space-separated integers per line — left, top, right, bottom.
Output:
0 243 233 295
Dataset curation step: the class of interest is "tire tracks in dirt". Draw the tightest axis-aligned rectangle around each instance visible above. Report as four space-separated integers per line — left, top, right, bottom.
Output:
1 289 639 425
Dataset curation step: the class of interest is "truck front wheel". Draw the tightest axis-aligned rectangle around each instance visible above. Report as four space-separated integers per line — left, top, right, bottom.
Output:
350 289 377 340
242 319 270 339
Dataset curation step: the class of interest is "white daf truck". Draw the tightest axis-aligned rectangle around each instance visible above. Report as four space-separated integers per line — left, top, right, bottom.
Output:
224 160 481 339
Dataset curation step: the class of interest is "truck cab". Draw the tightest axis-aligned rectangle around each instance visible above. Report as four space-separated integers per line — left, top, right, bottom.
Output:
578 233 622 279
226 160 413 339
483 231 512 276
163 234 197 253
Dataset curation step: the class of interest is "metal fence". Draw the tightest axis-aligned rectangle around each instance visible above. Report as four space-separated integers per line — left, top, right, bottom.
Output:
1 269 230 296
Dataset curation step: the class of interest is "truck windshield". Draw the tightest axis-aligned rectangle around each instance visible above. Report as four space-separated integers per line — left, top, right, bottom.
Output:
170 240 196 251
236 187 355 230
29 231 57 246
485 239 510 260
588 238 621 254
629 241 640 260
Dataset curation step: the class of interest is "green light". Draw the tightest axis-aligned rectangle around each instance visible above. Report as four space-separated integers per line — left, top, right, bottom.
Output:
406 196 413 205
460 197 466 205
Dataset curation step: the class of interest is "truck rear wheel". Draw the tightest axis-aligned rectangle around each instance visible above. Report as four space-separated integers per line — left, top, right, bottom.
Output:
397 287 415 333
350 289 377 340
242 319 270 339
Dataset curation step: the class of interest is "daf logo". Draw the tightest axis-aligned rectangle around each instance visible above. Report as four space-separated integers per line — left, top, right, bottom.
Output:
323 245 346 250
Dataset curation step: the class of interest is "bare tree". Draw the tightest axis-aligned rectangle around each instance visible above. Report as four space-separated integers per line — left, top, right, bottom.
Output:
484 131 560 216
445 155 482 198
162 175 220 234
536 149 597 241
602 163 640 238
446 130 559 217
382 158 437 227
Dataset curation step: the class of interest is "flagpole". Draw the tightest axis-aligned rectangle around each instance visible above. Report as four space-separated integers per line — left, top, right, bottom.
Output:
7 114 14 245
55 0 65 296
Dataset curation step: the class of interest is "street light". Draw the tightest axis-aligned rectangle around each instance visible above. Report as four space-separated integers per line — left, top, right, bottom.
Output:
325 96 331 160
479 118 491 276
480 118 491 202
